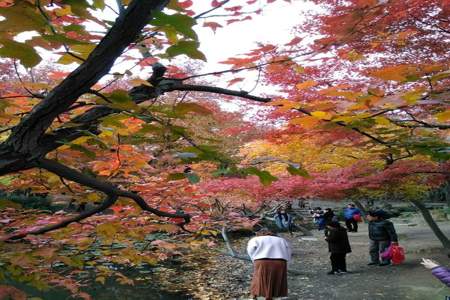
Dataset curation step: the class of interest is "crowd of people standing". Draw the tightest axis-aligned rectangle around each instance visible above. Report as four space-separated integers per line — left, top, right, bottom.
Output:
246 203 407 300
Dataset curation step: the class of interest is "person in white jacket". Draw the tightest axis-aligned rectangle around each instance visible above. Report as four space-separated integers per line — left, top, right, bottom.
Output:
247 228 292 300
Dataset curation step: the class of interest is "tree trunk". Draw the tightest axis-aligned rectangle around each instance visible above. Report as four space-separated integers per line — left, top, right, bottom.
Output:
353 199 367 216
410 199 450 254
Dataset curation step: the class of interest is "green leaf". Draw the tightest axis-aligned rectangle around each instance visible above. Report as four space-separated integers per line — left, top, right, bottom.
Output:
151 12 197 40
42 34 90 45
0 1 47 33
101 114 128 128
243 167 278 186
108 90 139 111
181 145 230 163
69 144 96 159
185 172 200 184
0 39 41 68
61 0 92 18
0 175 14 185
93 0 106 9
173 103 212 116
166 41 206 61
167 173 186 181
287 165 311 177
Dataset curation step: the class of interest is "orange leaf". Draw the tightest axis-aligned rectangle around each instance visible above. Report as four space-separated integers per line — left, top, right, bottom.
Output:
296 80 317 90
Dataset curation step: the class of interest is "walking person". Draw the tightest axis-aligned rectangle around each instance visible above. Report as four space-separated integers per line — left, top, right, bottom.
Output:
325 221 352 275
343 203 361 232
367 210 398 266
247 228 292 300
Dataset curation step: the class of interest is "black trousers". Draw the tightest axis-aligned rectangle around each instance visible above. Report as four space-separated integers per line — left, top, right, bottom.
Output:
345 219 358 232
330 253 347 272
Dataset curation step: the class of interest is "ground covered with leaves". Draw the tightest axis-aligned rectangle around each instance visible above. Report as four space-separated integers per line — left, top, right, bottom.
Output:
181 218 450 300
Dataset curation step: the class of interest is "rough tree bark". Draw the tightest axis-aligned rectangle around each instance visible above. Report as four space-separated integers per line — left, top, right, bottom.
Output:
409 199 450 254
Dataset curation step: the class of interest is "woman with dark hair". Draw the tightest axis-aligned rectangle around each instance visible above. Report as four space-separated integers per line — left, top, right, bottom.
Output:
325 221 352 275
247 228 292 300
274 207 293 233
323 208 337 224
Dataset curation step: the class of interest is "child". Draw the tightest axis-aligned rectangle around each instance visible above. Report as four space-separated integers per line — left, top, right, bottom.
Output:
325 221 352 274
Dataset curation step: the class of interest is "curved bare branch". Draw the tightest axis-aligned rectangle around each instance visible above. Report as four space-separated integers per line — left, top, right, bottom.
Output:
1 194 118 241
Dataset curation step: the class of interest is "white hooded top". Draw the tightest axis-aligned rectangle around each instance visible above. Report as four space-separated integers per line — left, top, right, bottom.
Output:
246 235 292 262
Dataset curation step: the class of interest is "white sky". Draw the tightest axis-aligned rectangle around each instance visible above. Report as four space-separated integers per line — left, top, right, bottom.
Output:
13 0 313 114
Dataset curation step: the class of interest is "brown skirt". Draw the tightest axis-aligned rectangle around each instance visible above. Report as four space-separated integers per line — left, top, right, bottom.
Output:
250 259 288 298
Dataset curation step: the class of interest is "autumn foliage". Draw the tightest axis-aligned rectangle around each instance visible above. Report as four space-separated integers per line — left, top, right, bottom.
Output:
0 0 448 298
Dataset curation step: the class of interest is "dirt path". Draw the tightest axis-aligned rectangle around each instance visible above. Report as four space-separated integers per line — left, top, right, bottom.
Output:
204 219 450 300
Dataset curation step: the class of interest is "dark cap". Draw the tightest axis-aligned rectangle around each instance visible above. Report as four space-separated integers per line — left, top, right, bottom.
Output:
327 221 341 228
368 210 381 217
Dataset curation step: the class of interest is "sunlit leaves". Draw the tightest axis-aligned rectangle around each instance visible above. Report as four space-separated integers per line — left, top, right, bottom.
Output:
434 110 450 122
173 103 212 116
0 1 46 33
296 80 317 90
166 41 206 61
369 65 417 82
0 40 41 68
151 11 197 40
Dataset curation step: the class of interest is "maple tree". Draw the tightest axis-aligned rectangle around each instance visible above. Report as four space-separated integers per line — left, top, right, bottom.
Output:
0 0 448 298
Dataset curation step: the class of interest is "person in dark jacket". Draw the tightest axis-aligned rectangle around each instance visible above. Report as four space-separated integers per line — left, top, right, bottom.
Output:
367 210 398 266
421 258 450 287
325 221 352 274
343 203 361 232
323 208 337 224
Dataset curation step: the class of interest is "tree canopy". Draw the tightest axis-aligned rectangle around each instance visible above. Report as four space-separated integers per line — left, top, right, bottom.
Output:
0 0 448 298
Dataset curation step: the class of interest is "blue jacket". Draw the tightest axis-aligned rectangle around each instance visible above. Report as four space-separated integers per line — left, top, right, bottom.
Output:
344 207 361 220
275 213 293 230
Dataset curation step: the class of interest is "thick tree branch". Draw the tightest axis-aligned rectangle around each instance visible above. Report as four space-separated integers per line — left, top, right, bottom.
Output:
37 159 190 222
5 0 169 155
165 83 270 103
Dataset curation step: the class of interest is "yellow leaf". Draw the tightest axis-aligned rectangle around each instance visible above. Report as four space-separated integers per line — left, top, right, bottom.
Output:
346 49 364 61
332 116 356 123
87 193 101 202
401 89 424 104
96 276 105 284
311 111 332 120
296 80 317 90
292 65 305 74
269 99 300 111
289 116 320 129
54 5 72 16
130 78 152 87
435 110 450 122
71 136 90 145
374 116 390 126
